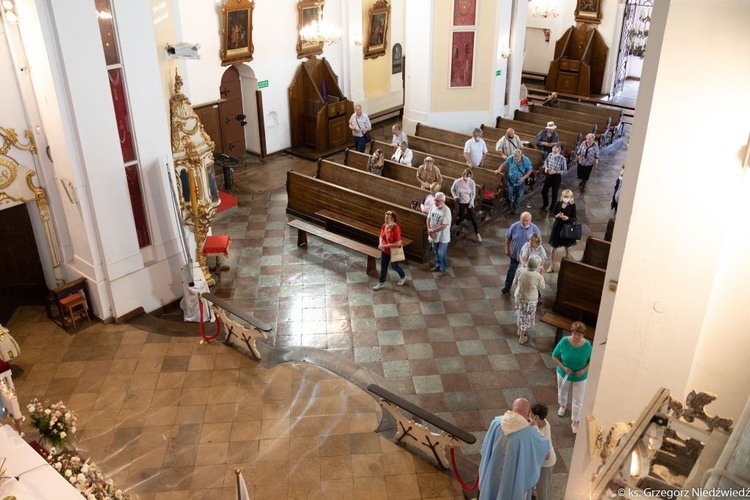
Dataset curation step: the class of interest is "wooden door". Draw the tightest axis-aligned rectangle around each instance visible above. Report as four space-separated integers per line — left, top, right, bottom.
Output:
218 67 246 156
0 203 47 322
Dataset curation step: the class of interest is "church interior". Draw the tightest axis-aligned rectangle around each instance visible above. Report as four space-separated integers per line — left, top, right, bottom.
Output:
1 0 749 498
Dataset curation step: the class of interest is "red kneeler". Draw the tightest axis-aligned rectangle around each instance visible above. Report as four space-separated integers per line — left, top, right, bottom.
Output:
203 235 231 279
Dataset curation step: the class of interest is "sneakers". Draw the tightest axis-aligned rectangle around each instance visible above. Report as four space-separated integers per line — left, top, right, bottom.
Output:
397 277 406 286
571 420 579 434
372 282 385 291
557 406 566 417
476 234 482 242
430 266 440 272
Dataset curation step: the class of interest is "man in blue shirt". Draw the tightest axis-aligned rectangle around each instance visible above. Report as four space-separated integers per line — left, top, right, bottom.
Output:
499 149 532 215
503 212 541 295
478 398 549 500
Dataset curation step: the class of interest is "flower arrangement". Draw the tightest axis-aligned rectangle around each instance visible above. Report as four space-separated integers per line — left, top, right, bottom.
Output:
48 450 129 500
27 398 77 450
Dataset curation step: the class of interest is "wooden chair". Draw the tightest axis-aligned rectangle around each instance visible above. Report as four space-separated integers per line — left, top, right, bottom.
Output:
59 292 90 330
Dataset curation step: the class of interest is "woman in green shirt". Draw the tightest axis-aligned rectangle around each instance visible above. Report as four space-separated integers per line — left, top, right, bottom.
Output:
552 322 592 434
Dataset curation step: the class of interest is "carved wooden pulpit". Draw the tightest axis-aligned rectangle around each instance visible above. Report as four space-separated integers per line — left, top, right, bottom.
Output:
289 57 354 153
546 24 608 97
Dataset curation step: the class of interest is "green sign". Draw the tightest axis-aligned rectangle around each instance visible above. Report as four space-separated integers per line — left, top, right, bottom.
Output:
258 80 269 89
495 70 502 76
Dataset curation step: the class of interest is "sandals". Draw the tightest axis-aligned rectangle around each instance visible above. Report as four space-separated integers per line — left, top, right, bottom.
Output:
518 334 529 345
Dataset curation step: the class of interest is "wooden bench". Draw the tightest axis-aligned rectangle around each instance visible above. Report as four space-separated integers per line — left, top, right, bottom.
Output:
370 141 506 213
201 292 272 359
405 135 506 173
369 104 404 125
529 104 610 141
581 236 611 270
542 258 605 344
414 123 545 169
368 384 476 470
316 160 458 220
288 218 382 274
540 311 596 345
530 99 622 132
514 110 596 138
485 121 581 157
604 218 615 242
316 208 413 248
286 171 430 262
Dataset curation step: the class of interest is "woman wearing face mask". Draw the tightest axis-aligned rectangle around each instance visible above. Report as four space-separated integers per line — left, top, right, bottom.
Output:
546 189 577 273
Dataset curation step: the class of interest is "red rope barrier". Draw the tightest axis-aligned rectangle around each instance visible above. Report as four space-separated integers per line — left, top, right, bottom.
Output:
198 296 222 341
450 447 479 492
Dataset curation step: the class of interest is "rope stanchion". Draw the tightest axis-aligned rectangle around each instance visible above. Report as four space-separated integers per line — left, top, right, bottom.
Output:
198 296 222 342
450 447 479 492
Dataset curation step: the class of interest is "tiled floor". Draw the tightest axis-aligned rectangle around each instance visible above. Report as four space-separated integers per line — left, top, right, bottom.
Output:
5 107 633 498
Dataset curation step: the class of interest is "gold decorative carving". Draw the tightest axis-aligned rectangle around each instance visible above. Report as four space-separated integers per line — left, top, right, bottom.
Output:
0 157 18 190
668 391 733 433
170 71 221 287
0 126 37 155
26 171 60 268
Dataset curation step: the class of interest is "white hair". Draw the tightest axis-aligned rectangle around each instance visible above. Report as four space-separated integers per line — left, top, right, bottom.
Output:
527 255 542 271
435 192 446 201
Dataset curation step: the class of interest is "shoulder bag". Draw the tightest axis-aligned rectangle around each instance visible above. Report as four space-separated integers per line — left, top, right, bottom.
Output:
390 246 406 262
561 222 582 241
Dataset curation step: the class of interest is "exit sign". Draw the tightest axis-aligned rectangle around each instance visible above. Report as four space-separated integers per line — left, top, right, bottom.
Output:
258 80 269 89
495 70 502 76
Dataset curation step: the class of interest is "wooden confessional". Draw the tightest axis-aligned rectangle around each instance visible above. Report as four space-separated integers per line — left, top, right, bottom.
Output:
289 57 354 153
546 25 608 97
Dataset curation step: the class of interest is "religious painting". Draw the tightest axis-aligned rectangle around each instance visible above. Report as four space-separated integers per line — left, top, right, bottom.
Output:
364 0 390 60
297 0 324 59
452 0 477 27
575 0 603 24
221 0 255 66
450 31 475 88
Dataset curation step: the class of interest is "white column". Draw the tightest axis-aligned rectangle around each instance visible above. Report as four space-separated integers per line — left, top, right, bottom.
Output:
566 0 750 497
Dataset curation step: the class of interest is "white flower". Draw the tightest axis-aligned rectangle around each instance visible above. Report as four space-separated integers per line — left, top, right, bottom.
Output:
27 404 35 412
81 464 89 473
69 476 76 484
77 473 86 482
65 469 72 477
60 431 67 439
44 409 51 415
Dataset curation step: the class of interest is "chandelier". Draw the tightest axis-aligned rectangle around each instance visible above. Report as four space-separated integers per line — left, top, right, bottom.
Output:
529 0 560 18
299 5 341 46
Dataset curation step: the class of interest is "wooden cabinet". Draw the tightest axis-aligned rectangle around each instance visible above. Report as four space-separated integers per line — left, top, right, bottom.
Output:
546 25 608 97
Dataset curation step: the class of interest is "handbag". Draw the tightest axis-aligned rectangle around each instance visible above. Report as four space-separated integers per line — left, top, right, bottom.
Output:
0 325 20 361
390 246 406 262
561 222 582 241
364 131 372 142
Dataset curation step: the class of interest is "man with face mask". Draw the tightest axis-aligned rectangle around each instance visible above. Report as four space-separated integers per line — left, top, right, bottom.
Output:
502 212 541 295
463 127 488 168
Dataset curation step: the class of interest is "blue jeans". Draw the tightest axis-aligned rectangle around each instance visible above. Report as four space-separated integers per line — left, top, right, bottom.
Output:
432 241 448 271
379 252 405 283
504 256 519 291
353 135 367 153
507 181 525 213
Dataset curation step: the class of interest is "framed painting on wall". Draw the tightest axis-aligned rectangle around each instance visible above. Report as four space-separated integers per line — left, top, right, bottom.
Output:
452 0 477 27
449 31 475 88
221 0 255 66
575 0 603 24
364 0 390 60
297 0 324 59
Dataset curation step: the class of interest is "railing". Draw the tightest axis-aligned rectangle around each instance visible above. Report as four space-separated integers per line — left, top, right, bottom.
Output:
200 293 272 359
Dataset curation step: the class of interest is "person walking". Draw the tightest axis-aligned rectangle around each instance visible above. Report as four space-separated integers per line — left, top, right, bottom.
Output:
540 145 567 212
502 212 541 295
450 169 481 242
501 149 532 215
553 322 592 434
512 255 545 345
575 133 599 191
547 189 577 273
530 403 556 500
348 104 372 153
373 210 406 290
426 192 451 276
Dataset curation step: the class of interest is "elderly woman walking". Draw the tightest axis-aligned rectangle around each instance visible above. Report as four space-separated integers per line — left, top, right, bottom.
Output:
373 210 407 290
575 133 599 191
552 322 592 434
450 168 482 242
512 255 545 344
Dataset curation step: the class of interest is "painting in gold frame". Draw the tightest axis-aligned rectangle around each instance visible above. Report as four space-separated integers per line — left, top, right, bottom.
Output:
221 0 255 66
575 0 603 24
364 0 390 60
297 0 325 59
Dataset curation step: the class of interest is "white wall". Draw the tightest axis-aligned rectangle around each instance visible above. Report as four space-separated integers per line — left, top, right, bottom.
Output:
566 0 750 496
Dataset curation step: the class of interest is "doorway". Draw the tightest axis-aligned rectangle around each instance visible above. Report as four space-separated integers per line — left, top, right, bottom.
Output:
0 203 48 322
612 0 652 97
218 67 247 155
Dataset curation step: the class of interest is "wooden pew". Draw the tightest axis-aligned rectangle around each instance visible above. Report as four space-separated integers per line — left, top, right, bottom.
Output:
514 110 596 137
371 141 507 213
580 237 611 270
405 135 507 172
414 123 545 169
316 159 457 217
604 218 615 242
529 104 610 138
343 149 460 197
485 121 581 156
540 258 604 344
286 171 430 262
530 99 622 132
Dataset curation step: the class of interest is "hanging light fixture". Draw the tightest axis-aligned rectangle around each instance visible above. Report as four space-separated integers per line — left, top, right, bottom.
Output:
529 0 560 19
299 2 341 46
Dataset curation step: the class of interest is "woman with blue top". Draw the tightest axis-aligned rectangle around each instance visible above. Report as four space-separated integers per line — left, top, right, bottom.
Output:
552 321 592 434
